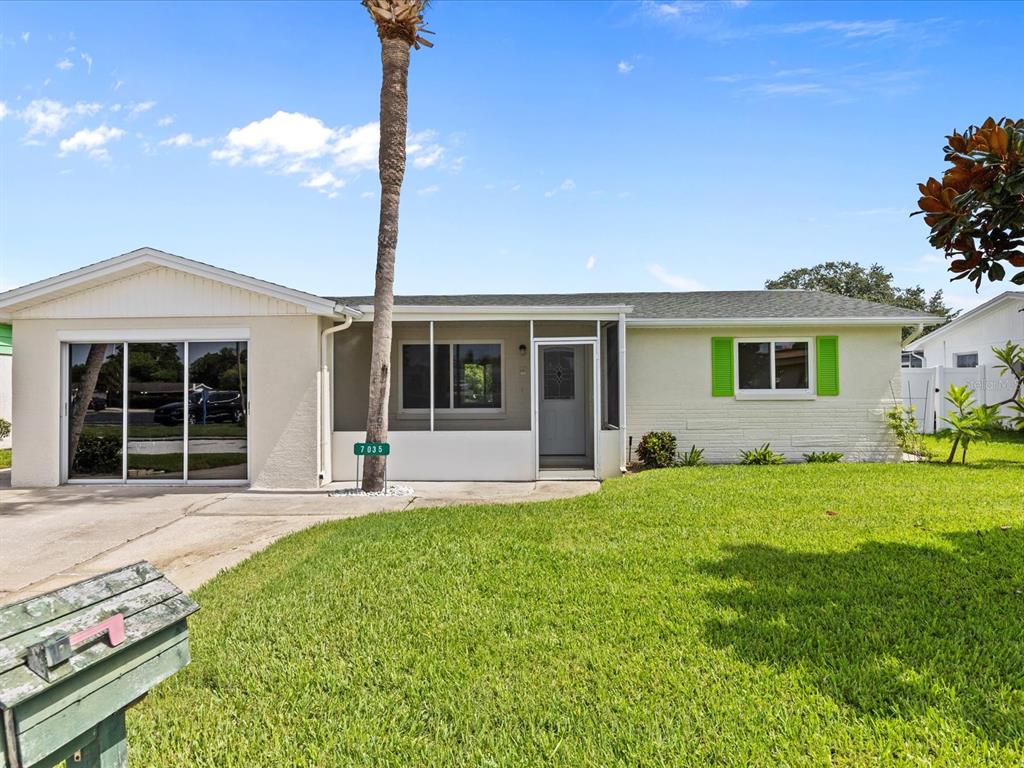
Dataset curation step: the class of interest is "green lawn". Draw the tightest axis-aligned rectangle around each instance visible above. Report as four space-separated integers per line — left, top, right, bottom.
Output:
132 434 1024 766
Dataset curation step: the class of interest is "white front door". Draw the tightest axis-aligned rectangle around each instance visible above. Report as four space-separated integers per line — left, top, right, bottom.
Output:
539 346 586 455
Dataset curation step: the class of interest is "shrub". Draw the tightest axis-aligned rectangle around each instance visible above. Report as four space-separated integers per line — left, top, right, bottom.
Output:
885 404 931 459
803 451 843 463
0 418 9 441
679 445 705 467
71 433 122 474
740 443 785 465
942 384 1002 464
636 431 679 469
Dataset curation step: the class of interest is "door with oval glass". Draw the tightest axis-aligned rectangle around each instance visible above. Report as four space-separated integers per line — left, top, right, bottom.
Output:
539 345 586 457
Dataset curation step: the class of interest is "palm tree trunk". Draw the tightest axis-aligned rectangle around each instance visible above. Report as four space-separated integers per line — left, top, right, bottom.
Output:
69 343 108 467
362 35 410 492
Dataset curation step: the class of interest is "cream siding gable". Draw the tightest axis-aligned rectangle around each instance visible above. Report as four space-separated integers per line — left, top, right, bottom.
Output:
13 266 311 320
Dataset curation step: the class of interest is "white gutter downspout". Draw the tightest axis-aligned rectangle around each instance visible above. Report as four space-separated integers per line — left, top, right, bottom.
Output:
618 312 627 473
318 316 354 487
902 322 926 347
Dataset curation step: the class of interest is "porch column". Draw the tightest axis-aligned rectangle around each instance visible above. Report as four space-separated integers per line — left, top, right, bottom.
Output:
618 312 627 472
429 320 435 432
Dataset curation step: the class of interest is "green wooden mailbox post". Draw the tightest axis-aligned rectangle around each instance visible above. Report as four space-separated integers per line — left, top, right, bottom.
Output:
0 562 198 767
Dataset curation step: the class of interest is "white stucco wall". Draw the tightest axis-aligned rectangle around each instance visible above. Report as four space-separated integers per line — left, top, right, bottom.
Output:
625 325 903 463
7 264 329 489
914 294 1024 367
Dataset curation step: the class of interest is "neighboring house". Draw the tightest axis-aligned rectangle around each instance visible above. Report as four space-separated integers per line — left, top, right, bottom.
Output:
0 323 10 450
0 248 938 489
901 291 1024 432
904 291 1024 369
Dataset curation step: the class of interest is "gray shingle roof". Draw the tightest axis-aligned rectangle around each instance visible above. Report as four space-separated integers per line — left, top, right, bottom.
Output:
330 290 940 321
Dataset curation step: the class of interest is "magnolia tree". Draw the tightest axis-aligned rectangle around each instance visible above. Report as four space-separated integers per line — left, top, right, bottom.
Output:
914 117 1024 287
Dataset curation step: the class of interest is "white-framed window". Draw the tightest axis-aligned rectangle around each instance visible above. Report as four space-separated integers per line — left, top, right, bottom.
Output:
735 338 813 396
902 351 925 369
954 352 979 368
400 341 503 411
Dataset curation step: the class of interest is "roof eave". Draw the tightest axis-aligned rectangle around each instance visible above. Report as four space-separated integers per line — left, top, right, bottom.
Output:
627 316 940 327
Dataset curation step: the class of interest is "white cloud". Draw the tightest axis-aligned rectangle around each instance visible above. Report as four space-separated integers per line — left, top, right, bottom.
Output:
510 183 521 192
157 133 207 148
0 103 7 121
20 99 69 136
412 144 444 169
157 115 174 127
360 190 375 199
212 111 451 194
74 102 102 116
617 60 634 74
58 125 125 158
418 185 440 195
56 58 74 71
81 52 92 73
334 121 380 170
302 171 345 190
648 263 705 291
130 100 156 116
113 79 124 91
21 32 29 44
586 255 597 270
545 178 577 197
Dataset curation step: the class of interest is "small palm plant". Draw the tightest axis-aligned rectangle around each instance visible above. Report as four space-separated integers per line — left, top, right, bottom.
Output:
942 384 1002 464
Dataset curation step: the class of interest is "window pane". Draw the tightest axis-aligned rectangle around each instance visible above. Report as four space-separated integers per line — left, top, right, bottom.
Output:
454 344 501 408
775 341 809 389
188 341 248 480
402 344 450 408
127 342 184 479
68 343 123 479
737 342 771 389
955 353 978 368
543 348 575 400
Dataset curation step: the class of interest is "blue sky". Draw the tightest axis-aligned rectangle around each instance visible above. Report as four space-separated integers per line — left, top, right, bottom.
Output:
1 1 1021 310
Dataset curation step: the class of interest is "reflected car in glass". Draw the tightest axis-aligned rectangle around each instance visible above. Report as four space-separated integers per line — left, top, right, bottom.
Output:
153 390 245 426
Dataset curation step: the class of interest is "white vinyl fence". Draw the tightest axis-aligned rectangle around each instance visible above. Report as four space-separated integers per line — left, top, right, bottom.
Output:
901 365 1020 433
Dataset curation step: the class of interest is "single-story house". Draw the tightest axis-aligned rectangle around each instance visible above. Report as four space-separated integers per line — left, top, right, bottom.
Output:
0 248 939 489
904 290 1024 369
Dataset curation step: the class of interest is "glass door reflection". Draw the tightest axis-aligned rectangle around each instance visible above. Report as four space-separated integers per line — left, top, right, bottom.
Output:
127 342 184 480
68 343 124 479
187 341 247 480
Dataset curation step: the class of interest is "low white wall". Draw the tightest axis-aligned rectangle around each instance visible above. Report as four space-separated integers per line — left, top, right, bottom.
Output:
332 430 535 482
599 429 622 478
902 365 1019 433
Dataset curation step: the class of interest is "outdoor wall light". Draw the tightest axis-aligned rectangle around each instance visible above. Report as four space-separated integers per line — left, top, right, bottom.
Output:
518 344 527 356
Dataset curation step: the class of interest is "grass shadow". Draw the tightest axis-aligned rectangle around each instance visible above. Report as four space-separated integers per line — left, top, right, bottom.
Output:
700 527 1024 744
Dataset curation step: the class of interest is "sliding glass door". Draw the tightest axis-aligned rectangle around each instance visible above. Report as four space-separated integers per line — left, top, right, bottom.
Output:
127 343 185 479
66 340 247 483
68 344 125 480
187 342 248 481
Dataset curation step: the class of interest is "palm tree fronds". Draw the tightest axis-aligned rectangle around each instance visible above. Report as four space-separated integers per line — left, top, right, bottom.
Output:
362 0 432 47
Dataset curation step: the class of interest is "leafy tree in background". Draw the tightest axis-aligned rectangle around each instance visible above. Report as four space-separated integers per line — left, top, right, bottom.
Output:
764 261 954 338
914 117 1024 287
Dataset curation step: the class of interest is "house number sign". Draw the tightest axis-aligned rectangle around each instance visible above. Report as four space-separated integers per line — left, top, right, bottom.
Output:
353 442 391 456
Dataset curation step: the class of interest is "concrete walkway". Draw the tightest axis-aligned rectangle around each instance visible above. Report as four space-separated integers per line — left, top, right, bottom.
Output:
0 479 598 603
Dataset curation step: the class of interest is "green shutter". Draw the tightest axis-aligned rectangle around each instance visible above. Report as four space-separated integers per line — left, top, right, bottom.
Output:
0 324 10 357
711 337 734 397
816 336 839 396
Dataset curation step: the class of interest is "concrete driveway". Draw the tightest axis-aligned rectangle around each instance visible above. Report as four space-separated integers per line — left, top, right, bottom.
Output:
0 478 598 603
